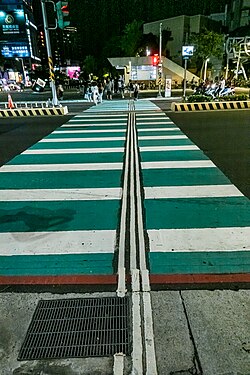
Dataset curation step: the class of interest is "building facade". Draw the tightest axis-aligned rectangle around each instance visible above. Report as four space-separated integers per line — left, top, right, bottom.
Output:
0 0 39 62
143 14 224 65
226 0 250 32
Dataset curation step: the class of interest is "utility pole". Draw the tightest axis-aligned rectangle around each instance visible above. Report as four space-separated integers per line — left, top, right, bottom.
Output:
41 0 59 106
157 22 162 97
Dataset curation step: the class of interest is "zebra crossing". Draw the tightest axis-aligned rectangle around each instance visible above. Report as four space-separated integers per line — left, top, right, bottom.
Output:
0 99 249 284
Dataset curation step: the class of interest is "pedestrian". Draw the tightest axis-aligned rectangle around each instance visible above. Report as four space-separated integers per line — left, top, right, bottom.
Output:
118 78 125 98
105 79 113 100
57 84 64 100
134 82 139 100
97 82 104 103
91 82 99 105
86 83 92 102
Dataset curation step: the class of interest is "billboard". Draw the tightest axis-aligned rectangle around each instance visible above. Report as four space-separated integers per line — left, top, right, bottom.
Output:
1 42 30 58
0 9 26 41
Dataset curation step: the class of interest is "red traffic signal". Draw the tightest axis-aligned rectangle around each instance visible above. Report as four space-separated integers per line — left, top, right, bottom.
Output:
61 4 69 13
152 54 160 66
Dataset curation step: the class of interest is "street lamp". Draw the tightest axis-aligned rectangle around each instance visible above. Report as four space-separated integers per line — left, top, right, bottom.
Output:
203 58 209 81
15 58 26 86
157 22 162 97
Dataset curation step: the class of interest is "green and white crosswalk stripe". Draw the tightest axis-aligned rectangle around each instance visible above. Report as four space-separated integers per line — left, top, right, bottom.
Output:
137 111 250 276
0 102 130 281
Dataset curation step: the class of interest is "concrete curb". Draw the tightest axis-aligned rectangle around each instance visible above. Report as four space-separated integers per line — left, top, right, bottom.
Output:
0 106 68 117
171 100 250 112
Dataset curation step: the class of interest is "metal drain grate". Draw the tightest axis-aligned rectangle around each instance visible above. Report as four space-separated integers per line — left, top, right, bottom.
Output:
18 296 130 360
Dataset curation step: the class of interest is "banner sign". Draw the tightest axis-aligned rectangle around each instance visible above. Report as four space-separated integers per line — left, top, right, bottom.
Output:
0 9 26 40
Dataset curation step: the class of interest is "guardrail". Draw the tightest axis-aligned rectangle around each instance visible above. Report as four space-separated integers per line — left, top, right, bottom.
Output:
0 106 68 117
171 100 250 111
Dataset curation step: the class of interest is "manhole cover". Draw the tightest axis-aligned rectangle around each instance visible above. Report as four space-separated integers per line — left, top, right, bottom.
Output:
18 296 130 360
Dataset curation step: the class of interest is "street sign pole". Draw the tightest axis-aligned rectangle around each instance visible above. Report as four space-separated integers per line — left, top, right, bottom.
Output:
183 58 188 99
41 0 59 106
157 22 162 97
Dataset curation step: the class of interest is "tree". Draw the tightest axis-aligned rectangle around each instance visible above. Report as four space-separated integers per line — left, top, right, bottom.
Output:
83 55 97 75
120 20 144 56
190 29 224 78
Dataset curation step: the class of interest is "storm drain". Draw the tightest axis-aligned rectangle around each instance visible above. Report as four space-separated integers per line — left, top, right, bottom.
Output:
18 296 131 360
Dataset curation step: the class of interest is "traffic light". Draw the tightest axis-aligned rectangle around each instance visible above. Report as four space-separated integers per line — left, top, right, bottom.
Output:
56 1 70 29
152 54 160 66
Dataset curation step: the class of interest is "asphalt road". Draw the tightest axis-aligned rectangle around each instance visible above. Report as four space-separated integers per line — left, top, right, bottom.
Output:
153 100 250 199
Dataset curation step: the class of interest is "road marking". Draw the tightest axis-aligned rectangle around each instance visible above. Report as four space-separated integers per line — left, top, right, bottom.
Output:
145 185 243 198
141 160 217 169
0 230 116 255
23 148 124 154
0 163 123 172
137 127 179 131
0 187 122 201
53 129 126 133
140 145 198 151
40 137 126 142
148 227 250 252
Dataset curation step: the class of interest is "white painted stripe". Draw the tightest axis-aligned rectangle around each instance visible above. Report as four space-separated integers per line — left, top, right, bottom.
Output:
113 353 125 375
140 145 198 152
148 227 250 252
23 148 124 154
24 145 197 155
143 292 158 375
137 121 174 125
136 114 167 117
53 129 126 133
144 185 243 198
39 135 186 143
139 135 187 140
0 230 116 255
71 114 127 119
137 127 178 131
40 137 126 142
0 188 122 201
62 123 126 127
0 163 123 172
141 160 216 169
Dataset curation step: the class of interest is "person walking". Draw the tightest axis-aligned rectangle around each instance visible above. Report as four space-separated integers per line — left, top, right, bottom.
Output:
105 79 113 100
91 82 99 105
97 82 104 103
134 82 139 100
57 84 64 100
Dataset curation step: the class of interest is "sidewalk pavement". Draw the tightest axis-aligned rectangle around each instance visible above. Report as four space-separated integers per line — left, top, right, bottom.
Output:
0 288 249 375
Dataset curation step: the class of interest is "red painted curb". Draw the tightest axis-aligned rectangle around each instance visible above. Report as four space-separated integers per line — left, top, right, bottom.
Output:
150 273 250 284
0 275 117 285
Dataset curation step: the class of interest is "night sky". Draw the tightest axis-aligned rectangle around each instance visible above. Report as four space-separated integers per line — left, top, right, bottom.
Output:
32 0 228 59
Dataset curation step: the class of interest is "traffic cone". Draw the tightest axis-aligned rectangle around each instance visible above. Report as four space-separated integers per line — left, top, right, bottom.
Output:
8 94 14 109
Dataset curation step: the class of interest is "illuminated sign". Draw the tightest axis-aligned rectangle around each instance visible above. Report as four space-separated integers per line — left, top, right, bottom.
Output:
182 46 194 57
1 42 30 58
0 9 26 40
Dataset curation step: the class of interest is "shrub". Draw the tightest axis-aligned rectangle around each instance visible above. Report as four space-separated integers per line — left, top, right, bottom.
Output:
219 94 249 101
185 94 212 102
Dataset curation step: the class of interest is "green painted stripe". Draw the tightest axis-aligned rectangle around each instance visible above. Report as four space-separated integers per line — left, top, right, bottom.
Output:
142 167 231 186
137 130 182 136
0 253 114 276
0 170 122 189
137 124 176 129
139 139 193 147
30 140 125 149
60 125 127 130
7 152 124 165
149 251 250 274
0 200 120 232
46 132 126 139
141 150 209 162
145 197 250 229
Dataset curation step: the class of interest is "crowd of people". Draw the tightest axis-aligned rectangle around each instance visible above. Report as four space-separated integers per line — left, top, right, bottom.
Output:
79 77 140 104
